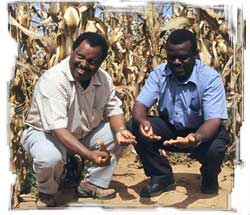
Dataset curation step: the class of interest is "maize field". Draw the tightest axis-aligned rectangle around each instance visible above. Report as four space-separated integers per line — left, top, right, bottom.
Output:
7 2 244 207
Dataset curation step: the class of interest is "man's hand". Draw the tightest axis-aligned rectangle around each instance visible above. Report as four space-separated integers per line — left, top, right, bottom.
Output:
139 120 161 141
115 129 137 146
90 150 111 167
109 114 137 146
163 133 200 148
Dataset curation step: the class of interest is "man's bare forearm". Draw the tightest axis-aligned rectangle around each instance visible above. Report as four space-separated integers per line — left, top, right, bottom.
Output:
109 114 127 132
195 118 221 143
52 128 93 160
132 101 148 123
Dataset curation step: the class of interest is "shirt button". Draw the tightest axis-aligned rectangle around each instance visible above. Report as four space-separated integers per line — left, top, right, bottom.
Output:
175 112 178 115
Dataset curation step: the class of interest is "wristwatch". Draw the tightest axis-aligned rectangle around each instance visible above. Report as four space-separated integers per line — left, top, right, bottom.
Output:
115 126 127 134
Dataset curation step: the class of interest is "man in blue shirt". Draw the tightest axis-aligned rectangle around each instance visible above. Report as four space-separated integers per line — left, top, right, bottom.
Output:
129 29 229 197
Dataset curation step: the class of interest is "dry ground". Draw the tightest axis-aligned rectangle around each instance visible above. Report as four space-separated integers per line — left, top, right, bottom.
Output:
15 148 234 210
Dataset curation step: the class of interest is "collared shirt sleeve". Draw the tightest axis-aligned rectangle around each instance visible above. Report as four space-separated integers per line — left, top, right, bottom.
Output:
202 75 228 120
34 76 69 130
136 67 162 108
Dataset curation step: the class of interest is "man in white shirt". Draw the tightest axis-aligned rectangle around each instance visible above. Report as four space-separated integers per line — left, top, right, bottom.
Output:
22 32 136 208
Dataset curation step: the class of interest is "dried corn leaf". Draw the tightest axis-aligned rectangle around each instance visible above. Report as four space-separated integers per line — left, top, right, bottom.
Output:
109 27 123 44
205 8 223 20
85 20 98 32
10 16 44 41
198 37 212 65
222 56 233 80
48 2 60 21
161 16 194 31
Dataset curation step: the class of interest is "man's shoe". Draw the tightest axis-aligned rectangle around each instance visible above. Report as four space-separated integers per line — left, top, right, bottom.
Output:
201 175 219 194
37 192 56 208
77 180 116 200
140 176 176 198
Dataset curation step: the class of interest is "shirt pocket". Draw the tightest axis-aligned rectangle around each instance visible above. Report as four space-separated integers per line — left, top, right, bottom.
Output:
184 107 202 128
189 95 200 112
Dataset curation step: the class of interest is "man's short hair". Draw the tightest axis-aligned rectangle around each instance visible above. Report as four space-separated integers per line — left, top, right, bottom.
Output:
166 29 197 53
72 32 108 61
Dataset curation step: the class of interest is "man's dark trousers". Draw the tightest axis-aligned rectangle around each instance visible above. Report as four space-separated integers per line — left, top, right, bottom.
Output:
128 116 230 182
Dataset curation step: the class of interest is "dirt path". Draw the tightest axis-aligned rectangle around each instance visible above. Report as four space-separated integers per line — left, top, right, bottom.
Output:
15 149 233 210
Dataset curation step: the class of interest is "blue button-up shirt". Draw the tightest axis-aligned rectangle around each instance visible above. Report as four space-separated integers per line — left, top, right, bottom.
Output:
136 59 228 130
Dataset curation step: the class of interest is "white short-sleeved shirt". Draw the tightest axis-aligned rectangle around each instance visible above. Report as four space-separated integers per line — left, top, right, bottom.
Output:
25 57 123 139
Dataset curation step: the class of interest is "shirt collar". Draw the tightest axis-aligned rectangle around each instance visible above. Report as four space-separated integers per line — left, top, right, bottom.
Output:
64 56 102 86
92 70 102 86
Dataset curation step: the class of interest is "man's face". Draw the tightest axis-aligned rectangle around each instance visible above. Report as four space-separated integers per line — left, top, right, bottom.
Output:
166 40 196 81
69 40 103 82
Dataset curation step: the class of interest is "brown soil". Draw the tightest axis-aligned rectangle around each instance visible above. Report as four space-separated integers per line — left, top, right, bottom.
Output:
14 148 234 210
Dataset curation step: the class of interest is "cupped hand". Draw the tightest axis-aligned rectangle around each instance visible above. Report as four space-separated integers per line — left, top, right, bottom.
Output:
116 129 137 146
91 150 111 167
163 133 197 148
139 120 161 141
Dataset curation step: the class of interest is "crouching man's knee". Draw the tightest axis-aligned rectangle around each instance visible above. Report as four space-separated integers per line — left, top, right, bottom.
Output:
33 156 65 194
